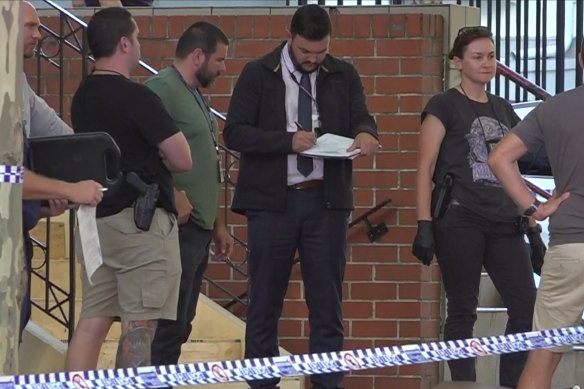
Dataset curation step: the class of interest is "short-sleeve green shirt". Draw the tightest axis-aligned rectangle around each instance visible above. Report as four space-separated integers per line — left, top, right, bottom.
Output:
145 67 221 230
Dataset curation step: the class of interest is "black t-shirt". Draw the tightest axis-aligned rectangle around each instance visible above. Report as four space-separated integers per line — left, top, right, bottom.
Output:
84 0 153 6
422 88 521 222
71 74 178 218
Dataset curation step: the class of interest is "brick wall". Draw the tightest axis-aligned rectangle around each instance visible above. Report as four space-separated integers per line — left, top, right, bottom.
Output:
28 8 445 389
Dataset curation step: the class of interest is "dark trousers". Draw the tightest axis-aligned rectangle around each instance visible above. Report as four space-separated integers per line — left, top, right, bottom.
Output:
151 220 212 365
245 187 348 389
434 204 536 389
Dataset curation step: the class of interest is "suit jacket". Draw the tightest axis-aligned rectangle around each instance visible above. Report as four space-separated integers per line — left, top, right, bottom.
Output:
224 42 377 214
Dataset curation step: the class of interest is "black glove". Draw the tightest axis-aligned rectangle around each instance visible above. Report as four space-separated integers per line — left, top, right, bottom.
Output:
412 220 435 266
526 224 546 275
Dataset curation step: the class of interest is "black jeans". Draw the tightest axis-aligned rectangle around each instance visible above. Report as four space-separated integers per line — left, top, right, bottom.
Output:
244 187 348 389
151 220 212 366
434 203 536 388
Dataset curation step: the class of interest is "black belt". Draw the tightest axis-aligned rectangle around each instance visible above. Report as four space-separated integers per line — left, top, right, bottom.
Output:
287 180 323 190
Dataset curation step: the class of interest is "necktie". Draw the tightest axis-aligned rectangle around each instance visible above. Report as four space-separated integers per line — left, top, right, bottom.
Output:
297 73 314 176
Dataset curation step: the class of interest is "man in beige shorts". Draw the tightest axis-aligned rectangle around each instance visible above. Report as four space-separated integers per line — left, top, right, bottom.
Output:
65 7 191 370
489 39 584 389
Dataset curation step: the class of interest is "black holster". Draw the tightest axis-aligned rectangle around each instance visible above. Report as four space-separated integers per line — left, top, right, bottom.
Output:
126 172 159 231
431 173 453 220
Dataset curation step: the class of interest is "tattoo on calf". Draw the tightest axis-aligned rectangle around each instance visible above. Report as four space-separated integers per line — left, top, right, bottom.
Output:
115 320 158 368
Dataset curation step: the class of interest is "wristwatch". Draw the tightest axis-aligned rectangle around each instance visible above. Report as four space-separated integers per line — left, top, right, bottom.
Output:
523 199 541 217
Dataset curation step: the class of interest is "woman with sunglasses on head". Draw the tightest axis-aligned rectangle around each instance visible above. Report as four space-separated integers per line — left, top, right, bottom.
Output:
412 26 541 388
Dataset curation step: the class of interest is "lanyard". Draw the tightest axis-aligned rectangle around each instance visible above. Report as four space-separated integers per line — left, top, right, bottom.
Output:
459 85 505 153
171 65 223 183
171 65 220 155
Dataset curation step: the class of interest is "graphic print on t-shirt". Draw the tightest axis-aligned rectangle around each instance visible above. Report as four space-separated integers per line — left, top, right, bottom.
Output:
465 116 508 186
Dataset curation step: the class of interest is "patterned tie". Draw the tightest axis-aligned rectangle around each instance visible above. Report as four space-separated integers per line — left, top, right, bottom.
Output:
297 73 314 176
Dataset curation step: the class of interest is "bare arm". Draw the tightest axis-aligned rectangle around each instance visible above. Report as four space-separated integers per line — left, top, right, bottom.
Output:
157 132 192 173
416 114 446 221
23 168 103 206
488 132 569 220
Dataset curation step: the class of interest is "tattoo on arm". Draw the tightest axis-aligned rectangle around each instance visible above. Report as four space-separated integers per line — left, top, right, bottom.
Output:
115 320 158 368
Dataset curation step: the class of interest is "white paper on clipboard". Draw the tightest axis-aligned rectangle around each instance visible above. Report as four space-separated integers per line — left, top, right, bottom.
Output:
77 205 103 285
299 133 361 159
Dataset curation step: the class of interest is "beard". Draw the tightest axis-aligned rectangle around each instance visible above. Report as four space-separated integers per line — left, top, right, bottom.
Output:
195 62 218 88
288 46 318 74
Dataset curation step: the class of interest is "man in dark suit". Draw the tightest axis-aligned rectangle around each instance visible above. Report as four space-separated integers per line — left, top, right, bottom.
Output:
224 5 378 389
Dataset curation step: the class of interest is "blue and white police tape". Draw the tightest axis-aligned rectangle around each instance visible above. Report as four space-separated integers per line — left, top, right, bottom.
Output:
2 325 583 388
0 165 23 184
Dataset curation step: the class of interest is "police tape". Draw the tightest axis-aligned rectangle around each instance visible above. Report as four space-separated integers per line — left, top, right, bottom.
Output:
1 325 583 388
0 165 23 184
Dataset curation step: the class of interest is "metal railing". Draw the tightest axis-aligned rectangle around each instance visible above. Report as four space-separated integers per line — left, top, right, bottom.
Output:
455 0 583 100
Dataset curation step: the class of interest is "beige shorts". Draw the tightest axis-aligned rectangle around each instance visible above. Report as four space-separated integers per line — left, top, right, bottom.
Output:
77 207 181 321
533 243 584 352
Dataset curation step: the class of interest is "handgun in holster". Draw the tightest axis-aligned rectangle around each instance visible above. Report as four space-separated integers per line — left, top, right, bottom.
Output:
126 172 159 231
431 173 453 220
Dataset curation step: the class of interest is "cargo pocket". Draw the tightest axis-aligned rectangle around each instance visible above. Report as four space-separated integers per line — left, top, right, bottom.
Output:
141 267 168 309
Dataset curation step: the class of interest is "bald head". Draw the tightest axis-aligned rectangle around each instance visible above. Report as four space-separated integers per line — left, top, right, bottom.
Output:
22 1 41 59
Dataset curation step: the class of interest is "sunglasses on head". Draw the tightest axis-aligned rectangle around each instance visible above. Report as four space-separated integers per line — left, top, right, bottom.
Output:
457 25 491 36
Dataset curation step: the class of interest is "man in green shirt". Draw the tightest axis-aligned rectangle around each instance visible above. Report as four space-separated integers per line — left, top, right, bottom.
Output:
146 21 232 366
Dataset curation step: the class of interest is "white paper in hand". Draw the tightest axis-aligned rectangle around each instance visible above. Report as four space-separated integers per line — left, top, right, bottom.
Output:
300 133 361 159
77 205 103 285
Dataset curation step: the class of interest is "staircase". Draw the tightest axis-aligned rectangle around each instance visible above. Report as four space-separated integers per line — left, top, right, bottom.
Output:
441 271 584 388
24 217 303 389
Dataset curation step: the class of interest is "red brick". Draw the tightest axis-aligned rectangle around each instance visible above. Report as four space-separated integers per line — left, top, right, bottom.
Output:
206 77 232 95
352 319 398 337
134 15 151 38
332 14 353 38
378 133 398 151
375 264 422 282
354 15 371 38
406 13 423 37
351 282 397 300
361 76 374 94
401 57 423 74
344 301 373 318
377 38 425 56
398 208 417 226
343 377 374 389
372 14 389 38
168 15 188 39
353 170 397 188
281 300 308 318
235 39 278 58
353 58 399 76
270 15 289 39
388 14 406 38
236 15 253 39
207 281 247 299
366 96 398 115
399 133 419 150
377 114 420 132
376 301 423 319
219 15 236 38
376 151 418 169
330 39 374 57
399 95 424 113
353 188 374 207
351 245 397 263
377 76 423 94
205 262 232 280
279 319 302 337
345 264 374 281
151 15 168 39
253 15 269 39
